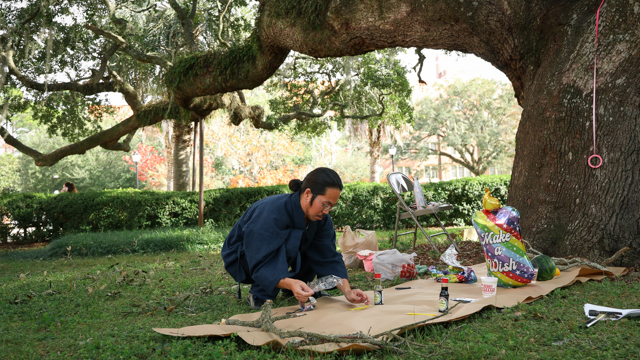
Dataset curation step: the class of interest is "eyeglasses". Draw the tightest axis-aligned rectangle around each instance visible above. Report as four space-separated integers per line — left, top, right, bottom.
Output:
311 194 338 212
320 201 337 212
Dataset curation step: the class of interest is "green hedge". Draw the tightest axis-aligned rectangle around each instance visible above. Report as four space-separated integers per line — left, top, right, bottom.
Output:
0 175 510 243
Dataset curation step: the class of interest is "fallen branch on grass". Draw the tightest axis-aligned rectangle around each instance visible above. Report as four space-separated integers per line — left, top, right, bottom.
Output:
524 240 609 271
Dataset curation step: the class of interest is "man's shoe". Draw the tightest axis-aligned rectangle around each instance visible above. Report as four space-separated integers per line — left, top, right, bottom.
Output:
247 293 266 310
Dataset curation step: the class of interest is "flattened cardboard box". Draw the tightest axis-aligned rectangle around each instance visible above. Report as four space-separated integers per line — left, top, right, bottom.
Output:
154 263 627 353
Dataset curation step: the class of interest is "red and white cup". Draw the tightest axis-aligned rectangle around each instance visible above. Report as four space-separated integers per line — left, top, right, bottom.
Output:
480 277 498 298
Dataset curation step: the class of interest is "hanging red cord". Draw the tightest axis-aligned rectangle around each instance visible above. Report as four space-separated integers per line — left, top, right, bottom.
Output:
589 0 606 169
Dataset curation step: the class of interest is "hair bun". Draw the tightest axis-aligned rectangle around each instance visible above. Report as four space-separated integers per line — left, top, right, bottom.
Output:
288 179 303 192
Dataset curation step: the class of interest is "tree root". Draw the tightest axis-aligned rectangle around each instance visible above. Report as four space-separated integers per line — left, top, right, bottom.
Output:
223 300 460 355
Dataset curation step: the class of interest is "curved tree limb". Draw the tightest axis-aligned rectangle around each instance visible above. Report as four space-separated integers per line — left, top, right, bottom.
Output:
412 47 427 85
107 69 142 111
84 24 173 68
169 0 543 106
0 91 260 167
100 130 137 151
0 45 118 95
0 100 181 166
168 0 199 52
217 0 233 48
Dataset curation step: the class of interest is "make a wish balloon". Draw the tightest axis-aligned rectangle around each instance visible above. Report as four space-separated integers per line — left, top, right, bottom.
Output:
472 189 535 288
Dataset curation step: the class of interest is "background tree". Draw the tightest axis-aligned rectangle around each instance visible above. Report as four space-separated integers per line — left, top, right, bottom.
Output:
203 111 312 188
0 153 19 193
15 120 140 192
265 50 413 182
0 0 261 191
405 78 520 176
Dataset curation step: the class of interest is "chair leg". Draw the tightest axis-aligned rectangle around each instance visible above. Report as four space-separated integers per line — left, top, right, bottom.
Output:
432 212 460 252
412 226 418 251
393 204 401 249
406 211 440 256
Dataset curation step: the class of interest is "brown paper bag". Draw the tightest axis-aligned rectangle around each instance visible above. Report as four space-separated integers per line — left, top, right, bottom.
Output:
338 226 378 268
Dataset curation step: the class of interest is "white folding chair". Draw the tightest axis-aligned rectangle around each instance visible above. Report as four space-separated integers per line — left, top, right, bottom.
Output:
387 172 459 256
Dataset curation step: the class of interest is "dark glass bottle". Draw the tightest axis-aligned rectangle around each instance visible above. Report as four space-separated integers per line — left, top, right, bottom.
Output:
374 273 383 305
438 278 449 312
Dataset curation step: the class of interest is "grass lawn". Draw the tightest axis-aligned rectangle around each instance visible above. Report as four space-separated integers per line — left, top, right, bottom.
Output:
1 227 639 359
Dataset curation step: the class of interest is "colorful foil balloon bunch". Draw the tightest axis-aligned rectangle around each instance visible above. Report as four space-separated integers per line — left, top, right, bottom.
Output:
472 188 535 288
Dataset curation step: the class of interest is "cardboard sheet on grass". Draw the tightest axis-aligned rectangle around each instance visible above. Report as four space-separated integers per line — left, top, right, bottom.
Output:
154 263 627 353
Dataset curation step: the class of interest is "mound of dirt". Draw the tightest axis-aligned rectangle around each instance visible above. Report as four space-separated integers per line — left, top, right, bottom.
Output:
413 240 485 268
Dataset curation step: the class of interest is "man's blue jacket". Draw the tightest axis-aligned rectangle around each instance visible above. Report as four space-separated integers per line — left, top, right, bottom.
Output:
221 191 348 294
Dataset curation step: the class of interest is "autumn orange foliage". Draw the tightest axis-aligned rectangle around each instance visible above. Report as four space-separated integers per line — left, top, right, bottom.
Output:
123 143 167 189
206 115 310 188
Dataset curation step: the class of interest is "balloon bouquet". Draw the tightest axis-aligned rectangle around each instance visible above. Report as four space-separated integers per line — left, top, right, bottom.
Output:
472 188 536 288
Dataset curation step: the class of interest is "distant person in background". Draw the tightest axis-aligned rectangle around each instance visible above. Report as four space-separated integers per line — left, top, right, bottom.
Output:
60 182 77 193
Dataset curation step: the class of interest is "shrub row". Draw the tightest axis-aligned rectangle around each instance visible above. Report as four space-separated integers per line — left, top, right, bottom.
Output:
0 175 510 243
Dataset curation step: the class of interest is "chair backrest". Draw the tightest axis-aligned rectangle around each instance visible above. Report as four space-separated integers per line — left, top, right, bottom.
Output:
387 172 415 212
387 172 414 195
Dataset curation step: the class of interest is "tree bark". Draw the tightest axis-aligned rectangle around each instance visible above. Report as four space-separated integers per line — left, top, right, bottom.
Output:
162 120 174 191
172 121 193 191
508 1 640 267
368 123 383 183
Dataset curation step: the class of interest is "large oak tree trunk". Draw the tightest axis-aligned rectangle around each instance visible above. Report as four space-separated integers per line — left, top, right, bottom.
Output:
172 121 193 191
509 2 640 266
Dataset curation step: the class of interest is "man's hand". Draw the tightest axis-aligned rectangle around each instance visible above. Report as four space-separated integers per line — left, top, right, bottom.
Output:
344 289 370 305
278 278 314 302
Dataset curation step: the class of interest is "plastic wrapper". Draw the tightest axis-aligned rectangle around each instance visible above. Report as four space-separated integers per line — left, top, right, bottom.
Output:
307 275 343 292
429 245 477 284
337 226 378 268
371 249 417 281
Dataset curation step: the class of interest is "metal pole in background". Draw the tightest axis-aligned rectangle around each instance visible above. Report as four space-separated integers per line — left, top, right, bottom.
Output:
191 122 198 191
132 151 141 189
389 145 396 172
198 117 205 228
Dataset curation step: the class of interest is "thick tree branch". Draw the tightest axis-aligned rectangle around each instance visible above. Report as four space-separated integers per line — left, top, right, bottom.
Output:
169 0 535 106
168 0 199 52
107 69 143 111
100 130 137 151
0 100 180 166
90 43 122 84
412 47 427 85
217 0 233 48
0 46 118 95
1 91 262 166
84 24 173 68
